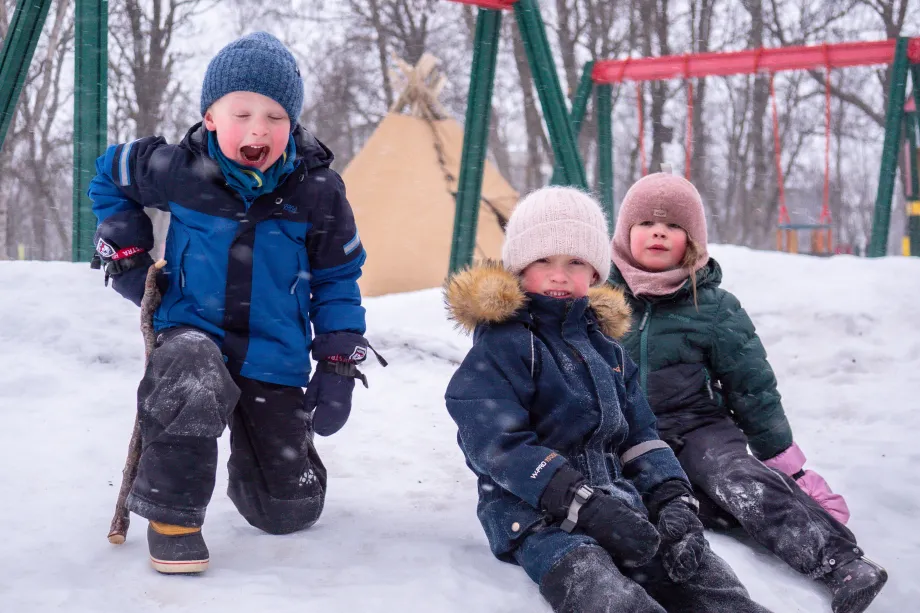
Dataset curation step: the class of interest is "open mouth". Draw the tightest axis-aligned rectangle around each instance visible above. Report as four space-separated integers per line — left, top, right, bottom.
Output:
240 145 269 167
544 290 571 298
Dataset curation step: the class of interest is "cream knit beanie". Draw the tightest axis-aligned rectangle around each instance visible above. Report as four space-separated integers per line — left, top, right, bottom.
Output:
501 186 611 284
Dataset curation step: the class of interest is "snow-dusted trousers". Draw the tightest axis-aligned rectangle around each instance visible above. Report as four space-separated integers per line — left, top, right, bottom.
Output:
126 327 327 534
538 544 772 613
675 418 861 578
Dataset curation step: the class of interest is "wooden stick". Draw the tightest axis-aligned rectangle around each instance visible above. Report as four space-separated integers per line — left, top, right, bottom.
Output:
108 259 166 545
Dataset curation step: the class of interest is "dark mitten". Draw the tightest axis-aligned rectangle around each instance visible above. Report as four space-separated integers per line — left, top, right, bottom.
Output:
541 465 661 568
306 332 369 436
91 236 156 306
648 480 706 583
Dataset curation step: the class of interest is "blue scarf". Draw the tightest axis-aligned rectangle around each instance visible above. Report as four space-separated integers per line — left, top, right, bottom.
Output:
207 131 298 206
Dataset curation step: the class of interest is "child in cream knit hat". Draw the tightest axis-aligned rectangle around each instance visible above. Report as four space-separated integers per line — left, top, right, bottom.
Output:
609 172 886 613
443 186 771 613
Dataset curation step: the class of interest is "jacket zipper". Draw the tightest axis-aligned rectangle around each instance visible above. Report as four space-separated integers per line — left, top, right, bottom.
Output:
559 307 604 484
638 302 652 395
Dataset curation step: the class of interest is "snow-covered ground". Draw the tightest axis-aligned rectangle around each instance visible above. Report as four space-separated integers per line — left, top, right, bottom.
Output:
0 245 917 612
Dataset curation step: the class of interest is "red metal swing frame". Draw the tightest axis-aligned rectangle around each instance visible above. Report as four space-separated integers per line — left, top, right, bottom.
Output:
593 39 920 254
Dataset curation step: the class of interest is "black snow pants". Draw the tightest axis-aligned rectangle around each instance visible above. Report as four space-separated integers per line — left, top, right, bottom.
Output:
673 418 862 578
125 327 327 534
540 544 773 613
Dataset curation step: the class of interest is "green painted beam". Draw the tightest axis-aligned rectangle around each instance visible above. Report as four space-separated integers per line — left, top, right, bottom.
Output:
596 83 613 233
869 37 910 257
72 0 108 262
908 64 920 256
0 0 53 151
550 61 594 186
905 110 918 199
569 61 595 138
448 8 501 274
513 0 586 189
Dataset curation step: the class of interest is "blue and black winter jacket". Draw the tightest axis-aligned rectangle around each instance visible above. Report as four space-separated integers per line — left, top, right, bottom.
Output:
444 263 688 569
89 123 366 387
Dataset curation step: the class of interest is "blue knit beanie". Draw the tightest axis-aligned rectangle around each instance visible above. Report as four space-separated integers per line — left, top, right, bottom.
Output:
200 32 304 122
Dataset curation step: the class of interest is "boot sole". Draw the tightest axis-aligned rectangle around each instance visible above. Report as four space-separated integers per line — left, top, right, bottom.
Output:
834 561 888 613
150 556 209 575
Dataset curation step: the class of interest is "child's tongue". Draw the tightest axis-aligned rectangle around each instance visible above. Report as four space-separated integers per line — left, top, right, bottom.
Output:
240 145 267 166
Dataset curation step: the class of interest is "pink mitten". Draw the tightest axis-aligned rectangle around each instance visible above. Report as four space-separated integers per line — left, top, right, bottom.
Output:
763 443 851 525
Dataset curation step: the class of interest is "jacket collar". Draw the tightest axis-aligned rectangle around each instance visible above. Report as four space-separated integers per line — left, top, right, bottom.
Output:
444 260 632 339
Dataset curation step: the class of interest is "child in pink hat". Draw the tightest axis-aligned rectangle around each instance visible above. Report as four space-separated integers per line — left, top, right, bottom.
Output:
609 171 886 613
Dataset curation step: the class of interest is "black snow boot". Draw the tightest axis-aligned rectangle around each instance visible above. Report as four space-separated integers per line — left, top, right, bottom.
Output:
822 557 888 613
147 521 209 574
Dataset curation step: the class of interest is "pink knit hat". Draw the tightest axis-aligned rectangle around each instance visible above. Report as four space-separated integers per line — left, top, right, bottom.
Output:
611 172 710 297
502 186 611 284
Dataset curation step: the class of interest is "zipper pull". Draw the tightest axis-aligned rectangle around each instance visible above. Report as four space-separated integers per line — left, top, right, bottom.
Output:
638 305 651 331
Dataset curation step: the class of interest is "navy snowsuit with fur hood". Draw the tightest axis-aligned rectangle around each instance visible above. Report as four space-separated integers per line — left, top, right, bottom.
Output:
444 263 688 583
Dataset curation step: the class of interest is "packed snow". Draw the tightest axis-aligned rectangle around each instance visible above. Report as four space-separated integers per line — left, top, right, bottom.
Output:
0 245 917 612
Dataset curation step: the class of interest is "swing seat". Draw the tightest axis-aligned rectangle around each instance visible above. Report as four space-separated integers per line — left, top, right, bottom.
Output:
776 223 833 256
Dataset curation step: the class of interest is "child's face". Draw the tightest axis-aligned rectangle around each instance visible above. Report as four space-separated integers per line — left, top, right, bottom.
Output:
520 254 598 299
629 221 688 271
204 91 291 172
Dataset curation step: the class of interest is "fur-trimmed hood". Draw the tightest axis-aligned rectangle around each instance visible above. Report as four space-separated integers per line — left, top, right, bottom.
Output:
444 260 631 339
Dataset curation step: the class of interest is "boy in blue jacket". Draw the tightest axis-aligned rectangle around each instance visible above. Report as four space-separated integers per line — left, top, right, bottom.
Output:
444 187 771 612
89 32 374 574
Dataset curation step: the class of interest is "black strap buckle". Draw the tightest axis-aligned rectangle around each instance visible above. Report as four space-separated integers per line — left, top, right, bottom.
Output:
320 360 369 388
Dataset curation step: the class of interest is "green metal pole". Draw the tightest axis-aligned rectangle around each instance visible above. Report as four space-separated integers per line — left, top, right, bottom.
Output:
72 0 108 262
569 62 595 138
550 61 594 185
513 0 587 189
448 8 501 274
596 83 613 233
868 37 910 257
904 111 918 198
909 65 920 256
0 0 53 152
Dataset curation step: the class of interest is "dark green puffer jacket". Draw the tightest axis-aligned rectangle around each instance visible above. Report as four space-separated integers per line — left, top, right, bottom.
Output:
609 257 792 461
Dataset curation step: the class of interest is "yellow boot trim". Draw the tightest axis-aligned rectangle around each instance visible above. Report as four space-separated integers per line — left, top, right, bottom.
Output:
150 521 201 536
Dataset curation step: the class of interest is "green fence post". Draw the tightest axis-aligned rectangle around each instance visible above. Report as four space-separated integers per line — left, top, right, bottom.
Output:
72 0 108 262
596 83 613 233
448 8 502 274
550 61 594 185
513 0 587 189
0 0 53 151
869 37 910 257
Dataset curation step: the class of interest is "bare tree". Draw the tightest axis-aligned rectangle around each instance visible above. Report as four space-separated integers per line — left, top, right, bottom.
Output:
0 0 74 260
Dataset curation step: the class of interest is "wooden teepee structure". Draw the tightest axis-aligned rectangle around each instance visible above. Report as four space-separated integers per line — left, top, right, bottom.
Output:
342 54 518 297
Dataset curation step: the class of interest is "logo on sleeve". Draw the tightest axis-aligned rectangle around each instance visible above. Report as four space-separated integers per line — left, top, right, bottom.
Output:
95 238 116 259
530 452 559 479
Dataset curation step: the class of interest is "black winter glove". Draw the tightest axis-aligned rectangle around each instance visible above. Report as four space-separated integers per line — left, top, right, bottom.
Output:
647 480 706 583
90 236 160 307
306 332 386 436
541 464 661 568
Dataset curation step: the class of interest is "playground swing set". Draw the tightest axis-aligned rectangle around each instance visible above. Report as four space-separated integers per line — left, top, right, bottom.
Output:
0 0 918 268
444 0 920 270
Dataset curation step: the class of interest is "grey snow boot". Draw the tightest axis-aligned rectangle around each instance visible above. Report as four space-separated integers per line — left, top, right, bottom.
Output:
147 521 209 574
823 557 888 613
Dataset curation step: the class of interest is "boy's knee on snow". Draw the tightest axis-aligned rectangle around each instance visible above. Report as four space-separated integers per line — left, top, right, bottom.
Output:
227 475 325 535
